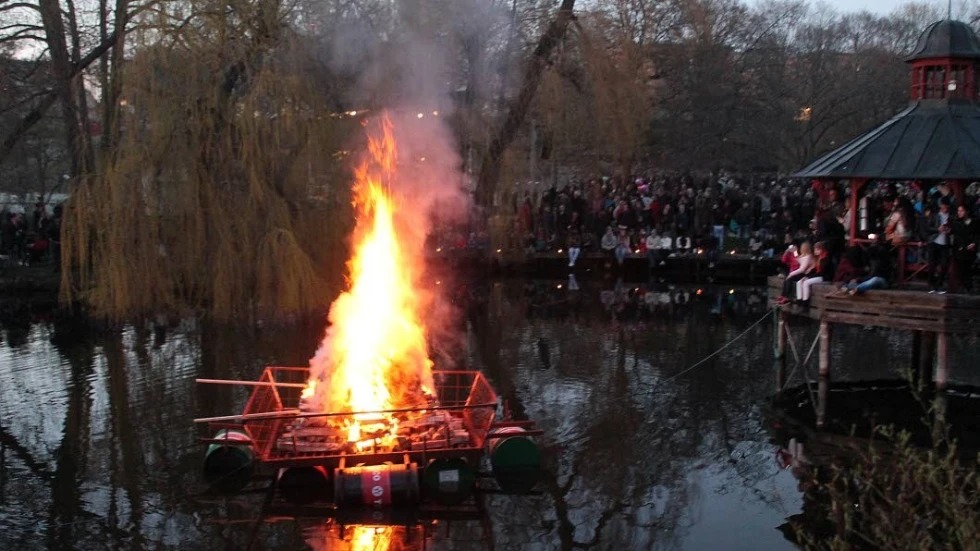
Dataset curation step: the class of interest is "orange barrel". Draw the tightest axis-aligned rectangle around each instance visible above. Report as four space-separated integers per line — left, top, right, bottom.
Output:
333 463 419 507
203 428 255 492
278 466 331 504
488 426 542 493
421 457 476 505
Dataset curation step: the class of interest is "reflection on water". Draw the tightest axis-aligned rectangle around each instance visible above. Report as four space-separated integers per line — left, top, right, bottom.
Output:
1 281 975 550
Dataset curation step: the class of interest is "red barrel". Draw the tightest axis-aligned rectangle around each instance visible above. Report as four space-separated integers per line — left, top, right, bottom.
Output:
333 463 419 507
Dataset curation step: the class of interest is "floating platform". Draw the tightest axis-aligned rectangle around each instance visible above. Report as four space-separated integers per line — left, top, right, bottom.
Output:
195 367 543 507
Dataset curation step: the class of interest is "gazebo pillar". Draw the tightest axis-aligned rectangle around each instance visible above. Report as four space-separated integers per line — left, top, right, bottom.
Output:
848 179 868 246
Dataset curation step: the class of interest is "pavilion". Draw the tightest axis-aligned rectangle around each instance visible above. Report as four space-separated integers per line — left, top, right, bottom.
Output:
795 18 980 282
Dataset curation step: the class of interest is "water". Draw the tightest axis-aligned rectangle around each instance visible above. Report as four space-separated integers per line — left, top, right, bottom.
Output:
0 280 976 550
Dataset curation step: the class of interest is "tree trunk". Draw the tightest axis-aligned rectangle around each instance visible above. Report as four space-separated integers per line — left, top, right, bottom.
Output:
38 0 86 179
474 0 576 207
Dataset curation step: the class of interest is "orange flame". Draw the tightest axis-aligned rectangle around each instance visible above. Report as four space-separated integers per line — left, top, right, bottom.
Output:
350 527 392 551
305 113 435 438
304 523 425 551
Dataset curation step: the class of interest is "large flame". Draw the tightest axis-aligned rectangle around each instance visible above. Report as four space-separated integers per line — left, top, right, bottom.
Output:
305 113 435 438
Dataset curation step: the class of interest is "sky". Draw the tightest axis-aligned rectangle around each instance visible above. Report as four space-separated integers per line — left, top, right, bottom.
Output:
760 0 947 16
826 0 907 13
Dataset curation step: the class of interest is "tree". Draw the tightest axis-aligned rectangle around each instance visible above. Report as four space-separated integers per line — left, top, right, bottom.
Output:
474 0 577 207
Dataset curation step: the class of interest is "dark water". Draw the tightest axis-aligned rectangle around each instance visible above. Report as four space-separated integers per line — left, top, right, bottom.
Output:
1 279 976 551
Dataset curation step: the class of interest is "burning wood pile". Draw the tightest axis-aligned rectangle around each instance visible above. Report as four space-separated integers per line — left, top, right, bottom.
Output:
275 394 472 456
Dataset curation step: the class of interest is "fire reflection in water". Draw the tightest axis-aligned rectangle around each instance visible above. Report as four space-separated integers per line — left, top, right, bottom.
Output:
303 523 427 551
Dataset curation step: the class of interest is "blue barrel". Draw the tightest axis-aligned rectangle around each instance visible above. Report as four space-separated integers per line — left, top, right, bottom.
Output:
203 429 255 492
488 427 542 493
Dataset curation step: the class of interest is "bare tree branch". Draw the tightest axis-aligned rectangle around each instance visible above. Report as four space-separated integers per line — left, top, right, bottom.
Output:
0 31 118 165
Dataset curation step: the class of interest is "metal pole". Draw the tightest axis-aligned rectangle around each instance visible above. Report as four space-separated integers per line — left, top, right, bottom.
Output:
196 378 307 389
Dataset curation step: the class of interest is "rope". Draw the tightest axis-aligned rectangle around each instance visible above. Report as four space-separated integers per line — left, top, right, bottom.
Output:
660 308 776 384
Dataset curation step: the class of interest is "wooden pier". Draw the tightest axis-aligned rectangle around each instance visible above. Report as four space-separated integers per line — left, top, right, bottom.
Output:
767 276 980 427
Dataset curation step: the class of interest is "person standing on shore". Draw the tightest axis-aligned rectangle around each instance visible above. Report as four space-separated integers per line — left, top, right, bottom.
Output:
951 205 977 293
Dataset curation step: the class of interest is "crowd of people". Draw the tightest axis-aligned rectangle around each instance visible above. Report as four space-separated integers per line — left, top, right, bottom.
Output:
771 188 979 302
506 172 979 294
0 200 61 268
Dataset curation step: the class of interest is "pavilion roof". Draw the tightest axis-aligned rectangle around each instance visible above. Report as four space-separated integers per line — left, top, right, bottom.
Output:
794 100 980 181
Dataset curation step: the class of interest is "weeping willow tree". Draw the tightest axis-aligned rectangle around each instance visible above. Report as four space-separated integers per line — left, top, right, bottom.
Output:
62 1 356 322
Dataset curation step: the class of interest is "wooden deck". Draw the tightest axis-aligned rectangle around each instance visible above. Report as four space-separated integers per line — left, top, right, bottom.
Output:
766 276 980 333
767 276 980 427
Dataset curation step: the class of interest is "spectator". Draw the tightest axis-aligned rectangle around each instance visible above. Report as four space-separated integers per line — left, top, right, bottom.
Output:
600 226 617 262
798 241 830 304
567 230 581 268
780 243 799 276
884 196 910 247
926 200 952 293
951 204 978 293
614 227 631 265
833 246 867 292
846 235 892 295
777 242 813 304
645 229 660 268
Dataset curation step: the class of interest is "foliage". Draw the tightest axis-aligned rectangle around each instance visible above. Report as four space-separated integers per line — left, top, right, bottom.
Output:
791 423 979 550
61 4 355 321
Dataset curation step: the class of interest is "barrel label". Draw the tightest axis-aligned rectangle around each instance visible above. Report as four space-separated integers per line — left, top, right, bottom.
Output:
438 469 460 490
438 469 459 483
361 468 391 506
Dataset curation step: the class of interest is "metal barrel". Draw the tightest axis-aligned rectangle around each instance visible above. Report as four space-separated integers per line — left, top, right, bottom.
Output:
203 429 255 492
333 463 419 507
277 466 331 504
421 457 476 505
488 427 542 493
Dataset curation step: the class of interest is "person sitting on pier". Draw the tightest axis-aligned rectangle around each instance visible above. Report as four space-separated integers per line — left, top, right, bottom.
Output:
832 246 866 293
645 229 661 269
567 230 581 268
776 242 813 305
779 243 799 276
845 235 892 296
614 227 631 266
797 241 830 304
601 226 617 263
674 232 692 255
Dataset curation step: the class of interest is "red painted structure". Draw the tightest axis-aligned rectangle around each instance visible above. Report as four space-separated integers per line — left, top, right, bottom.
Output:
797 19 980 283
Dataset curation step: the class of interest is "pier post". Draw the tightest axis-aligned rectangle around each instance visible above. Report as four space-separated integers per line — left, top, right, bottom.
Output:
910 331 922 387
817 321 831 428
919 332 936 391
932 389 949 444
776 312 787 392
935 332 949 391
